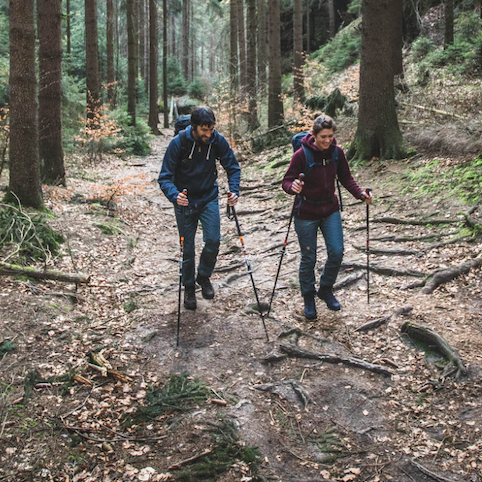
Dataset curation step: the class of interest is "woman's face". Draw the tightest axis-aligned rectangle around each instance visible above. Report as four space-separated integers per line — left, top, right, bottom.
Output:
314 128 334 151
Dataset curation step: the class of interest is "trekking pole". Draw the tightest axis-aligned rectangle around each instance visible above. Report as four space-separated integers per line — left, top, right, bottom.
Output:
365 187 373 304
227 193 270 342
267 173 304 318
176 189 187 347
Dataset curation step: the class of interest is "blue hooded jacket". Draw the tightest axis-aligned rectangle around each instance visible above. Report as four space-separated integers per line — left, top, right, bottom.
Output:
158 126 241 208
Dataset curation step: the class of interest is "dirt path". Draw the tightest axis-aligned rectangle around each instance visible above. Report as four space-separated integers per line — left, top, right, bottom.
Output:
1 130 482 482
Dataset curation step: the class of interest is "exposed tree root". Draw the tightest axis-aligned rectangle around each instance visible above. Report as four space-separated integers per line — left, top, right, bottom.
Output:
279 344 393 377
409 457 457 482
421 254 482 294
372 216 459 226
333 271 365 291
401 322 467 378
0 262 90 284
464 205 482 232
353 245 419 256
342 261 425 277
355 305 413 332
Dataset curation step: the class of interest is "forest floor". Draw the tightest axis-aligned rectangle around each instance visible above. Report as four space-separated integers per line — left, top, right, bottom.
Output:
0 126 482 482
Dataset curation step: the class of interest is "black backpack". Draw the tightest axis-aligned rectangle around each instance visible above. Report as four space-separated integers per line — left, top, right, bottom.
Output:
174 115 191 136
291 131 343 211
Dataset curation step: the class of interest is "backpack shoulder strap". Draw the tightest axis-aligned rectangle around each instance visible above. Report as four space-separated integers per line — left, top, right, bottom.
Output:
301 145 315 177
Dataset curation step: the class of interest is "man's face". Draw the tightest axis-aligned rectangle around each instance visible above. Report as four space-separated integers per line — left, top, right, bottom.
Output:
192 124 215 144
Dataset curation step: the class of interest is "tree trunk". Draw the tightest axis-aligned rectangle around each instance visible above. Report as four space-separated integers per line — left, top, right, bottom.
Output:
237 0 247 100
444 0 454 48
85 0 101 117
149 0 160 134
268 0 284 128
230 0 239 98
8 0 43 209
328 0 335 38
247 0 259 131
127 0 137 126
347 0 405 161
293 0 305 103
393 0 403 76
38 0 65 186
182 0 189 79
163 0 169 128
305 0 310 54
66 0 71 55
107 0 116 107
257 0 267 94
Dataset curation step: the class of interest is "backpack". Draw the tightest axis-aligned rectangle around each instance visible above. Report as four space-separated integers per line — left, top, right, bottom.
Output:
174 115 191 136
291 131 343 211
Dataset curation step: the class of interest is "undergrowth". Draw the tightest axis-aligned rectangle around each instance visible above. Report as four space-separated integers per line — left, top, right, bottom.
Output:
0 202 65 264
400 157 482 205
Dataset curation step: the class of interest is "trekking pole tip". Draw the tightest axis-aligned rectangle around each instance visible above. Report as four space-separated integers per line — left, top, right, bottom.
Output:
365 187 372 193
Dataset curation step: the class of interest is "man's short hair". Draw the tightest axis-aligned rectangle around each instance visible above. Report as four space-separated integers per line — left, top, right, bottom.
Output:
312 115 336 136
191 106 216 128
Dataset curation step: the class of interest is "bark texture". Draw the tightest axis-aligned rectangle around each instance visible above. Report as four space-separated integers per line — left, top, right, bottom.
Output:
127 0 138 126
293 0 305 103
149 0 160 134
38 0 65 185
85 0 101 115
8 0 43 208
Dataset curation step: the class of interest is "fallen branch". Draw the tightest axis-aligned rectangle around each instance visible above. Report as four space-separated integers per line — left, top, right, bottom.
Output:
355 306 413 332
401 322 467 378
409 457 457 482
353 245 419 256
0 262 90 284
400 101 464 119
169 448 213 470
279 344 393 377
333 271 365 291
422 254 482 294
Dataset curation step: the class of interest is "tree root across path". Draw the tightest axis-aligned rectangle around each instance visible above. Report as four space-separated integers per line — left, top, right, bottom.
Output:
355 305 413 332
0 261 90 284
401 322 467 379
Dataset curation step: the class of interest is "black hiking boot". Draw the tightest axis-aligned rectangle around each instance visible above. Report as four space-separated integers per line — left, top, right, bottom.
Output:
184 285 197 310
317 287 341 311
196 275 214 300
303 294 317 320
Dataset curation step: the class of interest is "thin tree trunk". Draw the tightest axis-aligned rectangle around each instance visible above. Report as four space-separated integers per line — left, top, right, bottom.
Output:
306 0 310 54
38 0 65 185
257 0 267 95
163 0 168 128
230 0 239 98
127 0 137 126
328 0 336 38
268 0 284 127
171 13 176 57
8 0 43 208
247 0 259 131
149 0 160 134
238 0 247 100
107 0 115 107
66 0 71 55
444 0 454 48
293 0 305 103
85 0 101 117
182 0 189 79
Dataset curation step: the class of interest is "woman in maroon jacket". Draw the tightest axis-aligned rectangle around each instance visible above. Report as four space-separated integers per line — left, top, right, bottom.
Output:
282 115 372 319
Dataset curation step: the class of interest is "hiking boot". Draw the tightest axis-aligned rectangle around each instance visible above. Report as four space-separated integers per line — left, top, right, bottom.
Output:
184 286 197 310
303 294 317 320
317 287 341 311
196 275 214 300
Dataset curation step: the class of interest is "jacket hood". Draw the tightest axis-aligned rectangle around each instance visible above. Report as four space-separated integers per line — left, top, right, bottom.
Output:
185 125 217 145
301 132 338 155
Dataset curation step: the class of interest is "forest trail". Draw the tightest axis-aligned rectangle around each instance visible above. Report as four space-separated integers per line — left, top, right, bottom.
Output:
1 129 482 482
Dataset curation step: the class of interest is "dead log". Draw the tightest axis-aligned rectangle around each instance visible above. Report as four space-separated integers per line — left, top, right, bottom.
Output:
372 216 459 226
355 305 412 332
422 254 482 294
401 322 467 378
0 262 90 284
279 344 393 377
342 261 425 278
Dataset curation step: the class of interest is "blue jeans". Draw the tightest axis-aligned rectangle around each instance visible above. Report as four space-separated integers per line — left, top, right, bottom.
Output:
175 197 221 287
294 211 344 296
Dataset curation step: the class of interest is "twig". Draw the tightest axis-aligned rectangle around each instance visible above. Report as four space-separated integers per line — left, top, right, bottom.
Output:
168 448 213 470
409 458 456 482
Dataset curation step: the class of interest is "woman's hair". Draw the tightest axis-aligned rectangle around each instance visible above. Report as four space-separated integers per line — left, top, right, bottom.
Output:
312 115 336 136
191 106 216 128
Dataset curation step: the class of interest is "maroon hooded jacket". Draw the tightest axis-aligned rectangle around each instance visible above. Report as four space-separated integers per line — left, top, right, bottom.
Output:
282 133 364 220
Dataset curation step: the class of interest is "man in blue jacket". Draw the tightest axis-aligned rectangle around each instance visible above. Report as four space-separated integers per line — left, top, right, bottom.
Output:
158 106 241 310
